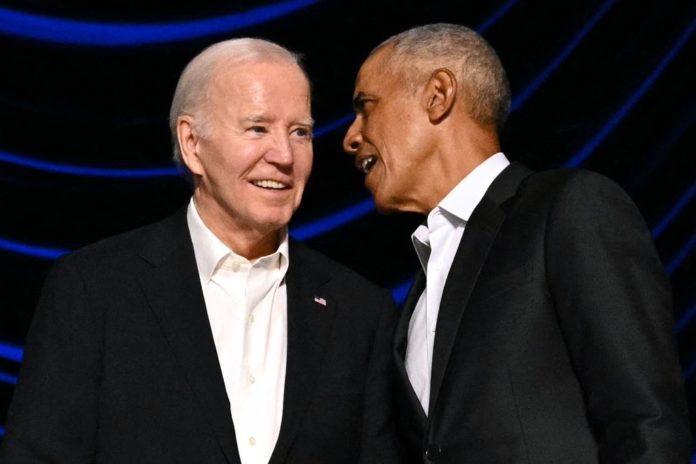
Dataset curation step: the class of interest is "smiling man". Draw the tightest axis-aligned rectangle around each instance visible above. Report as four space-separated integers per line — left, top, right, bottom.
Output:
1 38 399 464
344 24 691 463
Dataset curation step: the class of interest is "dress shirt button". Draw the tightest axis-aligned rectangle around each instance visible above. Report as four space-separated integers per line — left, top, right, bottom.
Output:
248 374 255 384
249 437 256 446
424 444 442 461
231 261 241 272
249 314 255 324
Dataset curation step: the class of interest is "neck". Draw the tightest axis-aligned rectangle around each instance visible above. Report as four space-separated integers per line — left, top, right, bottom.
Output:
193 194 281 260
419 122 500 212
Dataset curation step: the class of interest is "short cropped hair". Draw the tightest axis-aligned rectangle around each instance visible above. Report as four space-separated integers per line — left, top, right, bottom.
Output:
374 23 510 131
169 38 306 164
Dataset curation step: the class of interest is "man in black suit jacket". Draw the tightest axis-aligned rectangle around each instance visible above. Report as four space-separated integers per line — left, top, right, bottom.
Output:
1 38 399 463
343 24 691 463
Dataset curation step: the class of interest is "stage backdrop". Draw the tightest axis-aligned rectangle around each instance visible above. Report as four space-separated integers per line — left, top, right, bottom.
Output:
0 0 694 451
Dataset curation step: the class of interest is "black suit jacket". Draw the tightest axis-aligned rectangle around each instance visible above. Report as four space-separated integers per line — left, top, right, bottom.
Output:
1 208 400 463
394 163 691 463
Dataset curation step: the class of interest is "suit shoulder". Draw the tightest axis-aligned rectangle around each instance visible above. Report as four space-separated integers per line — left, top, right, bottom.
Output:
517 168 632 207
56 215 170 271
522 167 620 192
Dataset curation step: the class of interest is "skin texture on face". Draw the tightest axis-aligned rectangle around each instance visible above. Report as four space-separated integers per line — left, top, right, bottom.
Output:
343 46 501 215
178 60 313 259
342 46 437 214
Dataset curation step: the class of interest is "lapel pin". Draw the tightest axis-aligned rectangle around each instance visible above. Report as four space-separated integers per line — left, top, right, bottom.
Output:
313 296 327 307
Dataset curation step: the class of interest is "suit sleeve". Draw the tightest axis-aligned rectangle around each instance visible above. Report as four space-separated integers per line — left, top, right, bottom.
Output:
545 171 691 463
357 289 402 464
1 257 102 463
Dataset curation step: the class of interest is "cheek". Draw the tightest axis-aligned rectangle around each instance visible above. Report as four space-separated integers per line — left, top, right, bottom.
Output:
295 149 313 183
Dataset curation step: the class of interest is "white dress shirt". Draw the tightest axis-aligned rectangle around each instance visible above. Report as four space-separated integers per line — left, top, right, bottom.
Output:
187 199 289 464
406 153 510 414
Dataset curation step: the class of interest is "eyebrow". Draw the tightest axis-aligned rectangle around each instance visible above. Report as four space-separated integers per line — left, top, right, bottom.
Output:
242 115 270 124
242 115 314 127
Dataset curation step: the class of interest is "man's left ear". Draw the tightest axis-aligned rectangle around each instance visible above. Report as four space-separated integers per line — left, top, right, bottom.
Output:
424 68 457 123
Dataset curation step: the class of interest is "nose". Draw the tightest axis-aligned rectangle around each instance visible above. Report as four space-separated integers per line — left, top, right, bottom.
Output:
265 133 294 167
342 117 362 156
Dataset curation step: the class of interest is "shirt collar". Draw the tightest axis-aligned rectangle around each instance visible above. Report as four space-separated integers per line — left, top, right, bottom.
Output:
438 152 510 222
186 198 289 283
410 152 510 269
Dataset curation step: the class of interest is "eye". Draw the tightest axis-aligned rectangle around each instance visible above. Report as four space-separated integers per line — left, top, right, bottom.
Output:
293 127 313 139
354 97 373 114
249 125 267 134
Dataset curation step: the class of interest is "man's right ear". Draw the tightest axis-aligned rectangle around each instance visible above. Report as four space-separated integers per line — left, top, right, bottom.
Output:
176 115 205 176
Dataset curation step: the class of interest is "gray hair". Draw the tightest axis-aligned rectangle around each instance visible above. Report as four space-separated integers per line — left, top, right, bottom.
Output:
374 23 510 131
169 38 306 164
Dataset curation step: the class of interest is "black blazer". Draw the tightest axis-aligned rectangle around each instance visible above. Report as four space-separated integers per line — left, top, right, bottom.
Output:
394 163 691 463
1 208 400 463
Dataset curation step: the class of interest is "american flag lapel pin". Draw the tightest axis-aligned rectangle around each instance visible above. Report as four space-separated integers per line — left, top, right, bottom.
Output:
313 296 327 307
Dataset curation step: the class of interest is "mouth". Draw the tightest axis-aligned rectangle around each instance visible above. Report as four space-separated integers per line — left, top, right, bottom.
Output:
251 179 290 190
357 155 377 174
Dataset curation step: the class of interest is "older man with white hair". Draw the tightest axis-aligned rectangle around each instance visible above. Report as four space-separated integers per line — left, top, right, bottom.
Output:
1 38 400 464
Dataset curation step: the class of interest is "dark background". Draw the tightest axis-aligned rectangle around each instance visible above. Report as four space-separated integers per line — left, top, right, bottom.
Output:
0 0 694 452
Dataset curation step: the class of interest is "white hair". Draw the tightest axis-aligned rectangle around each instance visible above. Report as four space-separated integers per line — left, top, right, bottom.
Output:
169 38 306 164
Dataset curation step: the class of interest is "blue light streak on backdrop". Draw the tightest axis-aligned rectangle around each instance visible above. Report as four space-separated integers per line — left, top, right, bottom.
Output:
676 302 696 334
652 179 696 238
0 0 320 46
0 237 68 260
0 371 17 386
0 341 23 363
290 199 376 240
565 13 696 168
0 150 181 178
510 0 615 111
666 231 696 276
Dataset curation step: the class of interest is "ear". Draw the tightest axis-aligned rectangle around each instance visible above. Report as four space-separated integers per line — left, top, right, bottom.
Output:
424 68 457 123
176 115 205 176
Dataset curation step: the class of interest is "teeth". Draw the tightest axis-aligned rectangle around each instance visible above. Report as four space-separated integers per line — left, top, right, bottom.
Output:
361 156 377 174
252 179 287 189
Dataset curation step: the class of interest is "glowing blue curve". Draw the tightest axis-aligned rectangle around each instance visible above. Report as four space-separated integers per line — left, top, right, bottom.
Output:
652 179 696 238
675 302 696 334
0 424 4 436
391 279 413 305
0 370 18 385
290 198 375 241
511 0 615 111
476 0 520 33
666 231 696 276
312 113 356 139
0 237 68 260
0 150 181 178
0 0 320 46
565 13 696 167
0 341 24 363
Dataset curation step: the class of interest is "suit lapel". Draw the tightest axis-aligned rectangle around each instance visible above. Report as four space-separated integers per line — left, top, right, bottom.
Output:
136 209 241 464
395 270 426 359
393 270 429 425
429 163 532 414
270 240 335 463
